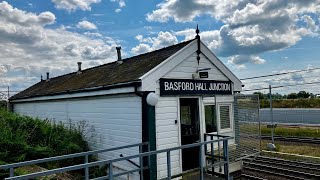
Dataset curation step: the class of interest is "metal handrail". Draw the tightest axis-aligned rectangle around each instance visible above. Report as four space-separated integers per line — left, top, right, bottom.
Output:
1 142 149 179
4 136 232 180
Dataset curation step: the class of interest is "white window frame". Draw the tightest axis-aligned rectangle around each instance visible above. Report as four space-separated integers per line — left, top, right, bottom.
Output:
218 103 233 133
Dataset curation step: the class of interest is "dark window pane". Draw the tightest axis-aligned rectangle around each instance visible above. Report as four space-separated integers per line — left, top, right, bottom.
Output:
220 105 230 129
205 105 217 133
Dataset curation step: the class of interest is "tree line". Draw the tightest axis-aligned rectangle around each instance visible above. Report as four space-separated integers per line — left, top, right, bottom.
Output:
253 91 319 100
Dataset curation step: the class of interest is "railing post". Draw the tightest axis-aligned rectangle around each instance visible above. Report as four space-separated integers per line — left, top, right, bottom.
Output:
199 144 204 180
148 143 151 169
167 151 171 179
223 139 230 180
85 155 89 180
9 167 14 177
109 162 113 180
139 145 144 180
211 136 214 174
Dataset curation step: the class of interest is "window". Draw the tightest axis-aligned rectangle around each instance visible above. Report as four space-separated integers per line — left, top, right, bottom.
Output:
180 106 192 125
220 105 231 129
205 105 217 133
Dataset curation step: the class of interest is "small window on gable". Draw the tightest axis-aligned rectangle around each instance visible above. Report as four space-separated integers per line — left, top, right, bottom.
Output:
220 105 231 130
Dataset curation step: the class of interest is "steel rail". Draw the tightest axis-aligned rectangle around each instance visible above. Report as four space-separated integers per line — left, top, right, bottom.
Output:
243 166 305 180
260 135 320 144
244 161 320 179
255 156 320 168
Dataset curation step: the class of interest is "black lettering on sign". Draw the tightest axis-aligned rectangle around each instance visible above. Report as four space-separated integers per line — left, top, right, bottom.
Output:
160 78 232 96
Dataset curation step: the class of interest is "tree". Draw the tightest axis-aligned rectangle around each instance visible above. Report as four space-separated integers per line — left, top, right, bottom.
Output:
287 93 298 99
297 91 310 98
253 92 265 100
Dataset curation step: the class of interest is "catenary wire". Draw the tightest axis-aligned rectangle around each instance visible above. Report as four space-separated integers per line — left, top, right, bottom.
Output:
240 67 320 80
243 81 320 92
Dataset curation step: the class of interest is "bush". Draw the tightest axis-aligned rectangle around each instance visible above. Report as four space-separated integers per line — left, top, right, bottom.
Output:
0 109 91 165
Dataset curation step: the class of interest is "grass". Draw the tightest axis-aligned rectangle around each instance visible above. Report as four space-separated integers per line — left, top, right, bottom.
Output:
260 98 320 108
0 108 94 179
261 140 320 157
261 125 320 138
240 124 320 138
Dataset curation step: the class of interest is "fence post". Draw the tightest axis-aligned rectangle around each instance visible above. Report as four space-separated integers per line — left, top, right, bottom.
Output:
223 139 230 180
167 151 171 179
139 145 144 180
9 167 14 177
109 162 113 180
84 155 89 180
269 85 275 145
199 144 204 180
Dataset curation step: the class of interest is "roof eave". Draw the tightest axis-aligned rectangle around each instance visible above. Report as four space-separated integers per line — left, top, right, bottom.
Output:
9 80 141 101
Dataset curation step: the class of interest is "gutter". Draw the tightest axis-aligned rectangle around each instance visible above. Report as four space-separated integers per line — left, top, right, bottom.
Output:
10 81 141 101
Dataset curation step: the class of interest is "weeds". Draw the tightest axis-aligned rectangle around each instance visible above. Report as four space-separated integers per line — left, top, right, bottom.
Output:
0 109 94 165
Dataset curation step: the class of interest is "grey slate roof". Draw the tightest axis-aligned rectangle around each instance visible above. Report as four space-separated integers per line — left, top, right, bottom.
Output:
10 39 194 100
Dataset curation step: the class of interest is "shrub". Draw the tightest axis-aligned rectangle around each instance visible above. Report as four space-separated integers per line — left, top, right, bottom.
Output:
0 109 92 165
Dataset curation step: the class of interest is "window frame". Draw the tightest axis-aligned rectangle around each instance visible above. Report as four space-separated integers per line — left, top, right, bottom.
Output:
218 103 233 133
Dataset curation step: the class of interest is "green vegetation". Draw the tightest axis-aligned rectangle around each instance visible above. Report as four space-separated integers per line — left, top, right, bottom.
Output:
240 124 320 138
253 91 320 108
261 125 320 138
259 98 320 108
0 108 92 178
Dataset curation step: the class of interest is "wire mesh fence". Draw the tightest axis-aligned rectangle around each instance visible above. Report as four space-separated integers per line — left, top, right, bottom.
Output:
231 94 260 162
260 108 320 125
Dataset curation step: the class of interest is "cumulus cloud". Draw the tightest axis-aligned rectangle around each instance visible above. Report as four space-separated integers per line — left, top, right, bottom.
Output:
131 31 178 54
110 0 126 13
228 55 265 67
131 44 152 55
147 0 320 68
0 1 118 92
52 0 101 12
77 20 97 30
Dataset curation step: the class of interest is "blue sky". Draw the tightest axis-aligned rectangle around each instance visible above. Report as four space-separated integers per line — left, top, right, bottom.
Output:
1 0 320 98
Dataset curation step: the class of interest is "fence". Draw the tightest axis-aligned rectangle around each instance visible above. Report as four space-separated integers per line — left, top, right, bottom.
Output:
260 108 320 125
0 135 233 180
232 94 261 161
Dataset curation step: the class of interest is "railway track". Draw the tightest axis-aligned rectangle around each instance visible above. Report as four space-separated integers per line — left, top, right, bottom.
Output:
237 155 320 180
261 135 320 144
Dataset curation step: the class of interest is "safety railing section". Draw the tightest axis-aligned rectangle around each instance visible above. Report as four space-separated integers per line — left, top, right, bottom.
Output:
0 142 149 180
204 133 232 179
1 136 233 180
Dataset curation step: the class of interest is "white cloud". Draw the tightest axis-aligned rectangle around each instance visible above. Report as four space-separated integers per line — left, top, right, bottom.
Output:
131 31 178 55
84 32 102 37
0 1 118 91
301 15 318 32
110 0 126 12
131 44 152 55
228 55 265 68
77 20 97 30
52 0 101 12
147 0 320 68
0 1 55 26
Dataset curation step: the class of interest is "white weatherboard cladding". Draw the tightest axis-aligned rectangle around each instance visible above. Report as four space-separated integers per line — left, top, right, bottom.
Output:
163 53 228 80
13 95 142 179
155 91 181 179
